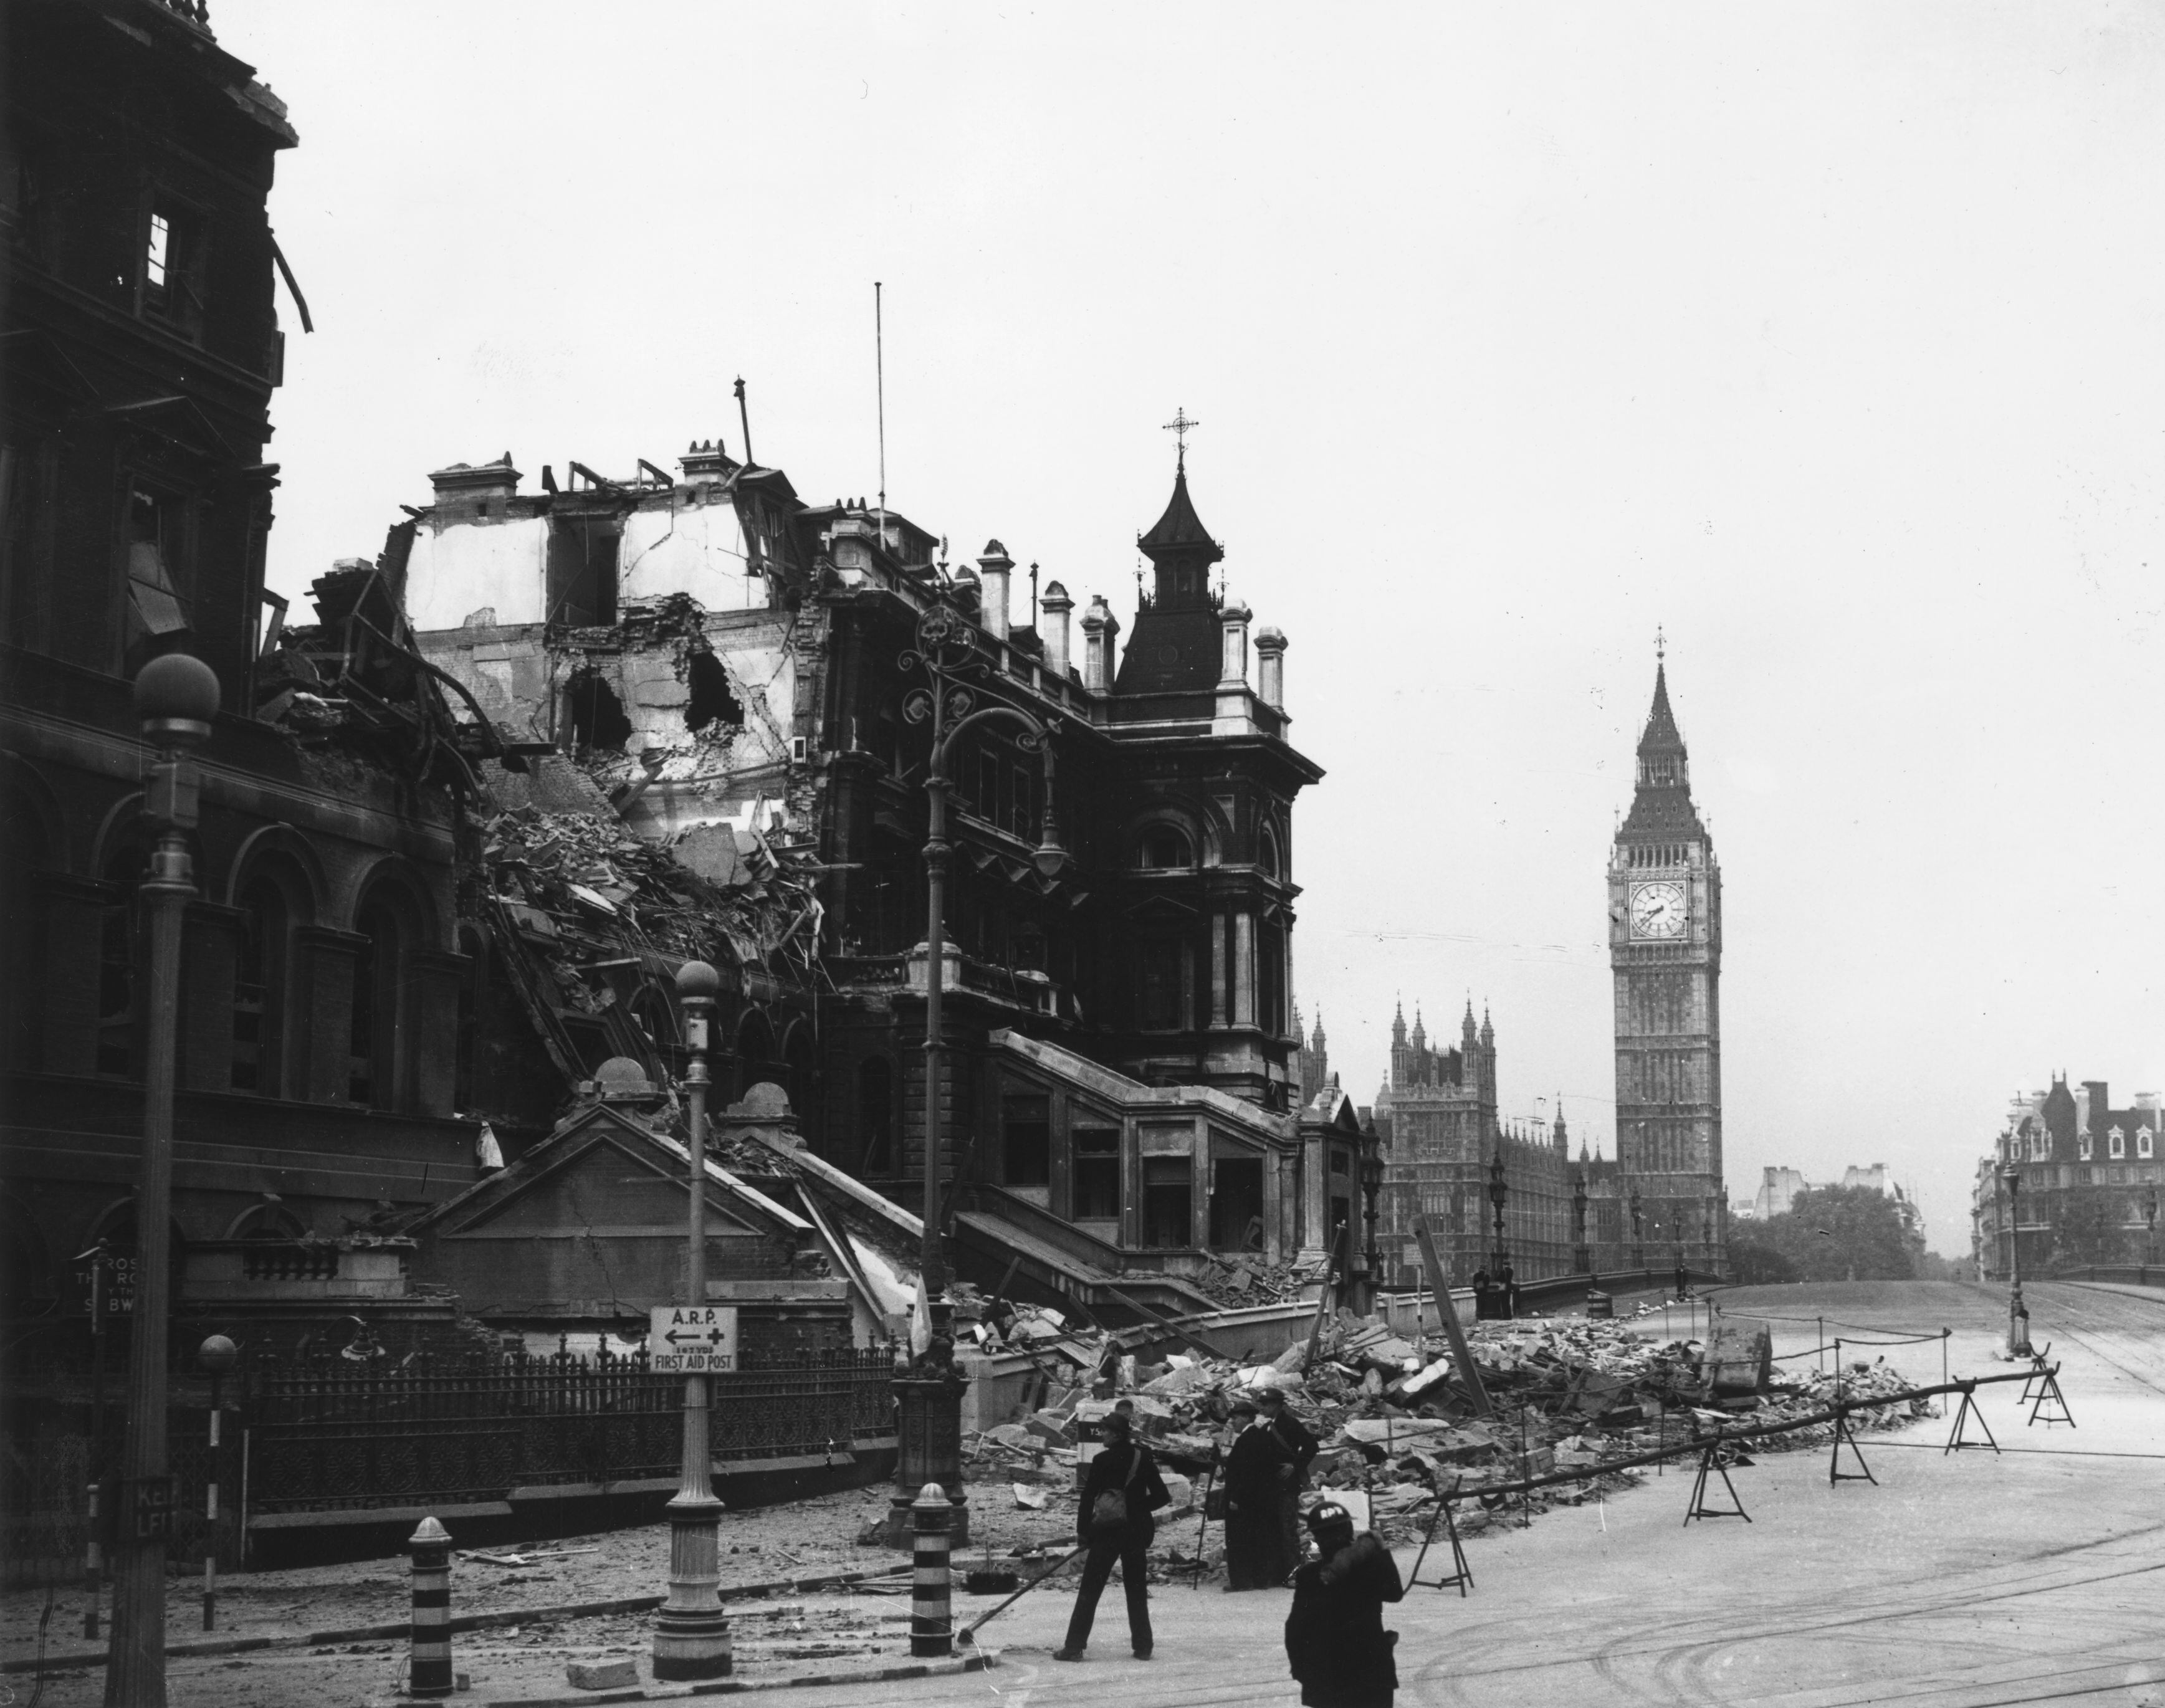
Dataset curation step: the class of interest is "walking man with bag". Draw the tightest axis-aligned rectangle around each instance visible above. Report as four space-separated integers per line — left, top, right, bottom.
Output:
1055 1410 1169 1661
1284 1500 1405 1707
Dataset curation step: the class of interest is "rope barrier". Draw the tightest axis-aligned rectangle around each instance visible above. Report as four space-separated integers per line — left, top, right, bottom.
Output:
1713 1305 1956 1338
1430 1365 2043 1507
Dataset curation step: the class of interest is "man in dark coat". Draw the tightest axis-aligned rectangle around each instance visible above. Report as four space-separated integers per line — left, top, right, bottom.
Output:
1257 1386 1317 1579
1055 1410 1169 1661
1285 1501 1405 1707
1220 1396 1292 1589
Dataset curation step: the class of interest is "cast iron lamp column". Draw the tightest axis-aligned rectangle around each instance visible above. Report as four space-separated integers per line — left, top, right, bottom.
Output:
887 603 1063 1543
1571 1171 1590 1276
652 960 731 1680
105 653 218 1708
2144 1185 2158 1286
1359 1147 1384 1309
1628 1185 1645 1273
1999 1158 2030 1357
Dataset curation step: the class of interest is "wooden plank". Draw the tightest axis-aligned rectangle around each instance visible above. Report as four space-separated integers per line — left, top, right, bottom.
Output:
1413 1214 1492 1419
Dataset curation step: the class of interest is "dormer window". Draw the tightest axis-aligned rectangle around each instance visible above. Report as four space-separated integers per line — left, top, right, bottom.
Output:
2078 1134 2093 1162
2109 1126 2126 1160
2140 1127 2154 1160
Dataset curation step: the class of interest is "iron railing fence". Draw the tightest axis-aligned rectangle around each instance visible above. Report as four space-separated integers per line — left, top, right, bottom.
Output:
1 1342 899 1585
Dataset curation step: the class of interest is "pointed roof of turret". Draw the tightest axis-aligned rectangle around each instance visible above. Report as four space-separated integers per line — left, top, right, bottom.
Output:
1638 659 1685 758
1137 462 1223 565
1479 1004 1494 1047
1410 1007 1427 1049
1621 645 1707 839
1392 1001 1407 1046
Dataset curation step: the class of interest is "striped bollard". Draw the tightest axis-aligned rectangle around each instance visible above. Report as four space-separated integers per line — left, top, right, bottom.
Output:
82 1482 101 1640
406 1515 454 1699
910 1481 953 1658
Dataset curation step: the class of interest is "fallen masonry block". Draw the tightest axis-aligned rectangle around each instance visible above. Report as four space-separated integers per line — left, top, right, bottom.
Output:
1704 1323 1774 1395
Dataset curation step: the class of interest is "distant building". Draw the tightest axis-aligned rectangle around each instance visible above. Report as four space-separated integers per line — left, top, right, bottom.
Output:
1756 1166 1809 1220
1370 1002 1578 1286
1975 1076 2162 1279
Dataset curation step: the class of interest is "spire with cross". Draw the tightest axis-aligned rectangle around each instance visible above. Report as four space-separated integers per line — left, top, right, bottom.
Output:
1163 406 1199 471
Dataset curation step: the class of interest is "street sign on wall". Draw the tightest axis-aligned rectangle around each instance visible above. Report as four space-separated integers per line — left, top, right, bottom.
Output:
648 1305 739 1373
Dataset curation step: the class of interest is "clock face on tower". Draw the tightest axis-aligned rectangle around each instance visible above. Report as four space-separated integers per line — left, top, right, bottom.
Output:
1629 880 1687 939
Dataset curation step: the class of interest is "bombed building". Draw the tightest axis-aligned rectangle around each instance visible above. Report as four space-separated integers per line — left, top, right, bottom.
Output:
380 431 1347 1321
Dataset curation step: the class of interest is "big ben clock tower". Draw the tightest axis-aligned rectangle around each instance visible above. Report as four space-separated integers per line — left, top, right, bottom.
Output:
1609 646 1726 1271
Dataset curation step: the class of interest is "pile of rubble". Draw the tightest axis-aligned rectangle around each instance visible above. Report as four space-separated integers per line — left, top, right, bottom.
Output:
957 1305 1936 1565
484 804 821 973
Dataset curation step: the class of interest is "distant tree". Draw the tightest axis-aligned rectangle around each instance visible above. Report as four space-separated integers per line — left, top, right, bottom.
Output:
1726 1218 1798 1286
1739 1186 1917 1284
2050 1187 2135 1270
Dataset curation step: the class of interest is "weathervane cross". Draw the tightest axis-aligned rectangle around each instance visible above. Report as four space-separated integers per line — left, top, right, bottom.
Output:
1656 624 1666 662
1163 406 1199 469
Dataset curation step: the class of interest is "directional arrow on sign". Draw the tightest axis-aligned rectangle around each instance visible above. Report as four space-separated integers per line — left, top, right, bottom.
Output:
664 1327 731 1347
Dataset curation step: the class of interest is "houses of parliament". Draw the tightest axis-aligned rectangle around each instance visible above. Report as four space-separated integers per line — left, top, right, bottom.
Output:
1316 654 1728 1286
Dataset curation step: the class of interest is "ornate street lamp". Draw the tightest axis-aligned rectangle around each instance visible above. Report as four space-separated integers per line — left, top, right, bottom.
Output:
106 652 217 1708
1628 1185 1645 1272
1571 1170 1590 1276
1487 1148 1509 1274
884 601 1064 1545
653 960 731 1681
1999 1158 2030 1357
2145 1184 2159 1284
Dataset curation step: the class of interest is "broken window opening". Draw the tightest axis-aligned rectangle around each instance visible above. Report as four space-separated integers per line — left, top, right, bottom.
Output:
564 668 632 753
1142 1157 1192 1249
141 201 205 336
146 212 170 290
124 483 191 672
684 647 743 734
1073 1128 1121 1221
545 516 621 627
1003 1094 1051 1188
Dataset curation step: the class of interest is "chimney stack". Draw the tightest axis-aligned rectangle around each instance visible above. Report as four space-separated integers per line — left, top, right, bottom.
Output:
1081 595 1118 694
1255 624 1287 708
977 540 1013 642
1216 598 1251 687
1039 580 1073 679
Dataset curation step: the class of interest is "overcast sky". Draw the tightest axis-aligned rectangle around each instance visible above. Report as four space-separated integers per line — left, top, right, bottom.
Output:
222 2 2165 1256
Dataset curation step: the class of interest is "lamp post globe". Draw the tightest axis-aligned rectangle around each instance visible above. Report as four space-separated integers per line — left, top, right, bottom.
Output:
675 958 723 1003
133 651 221 745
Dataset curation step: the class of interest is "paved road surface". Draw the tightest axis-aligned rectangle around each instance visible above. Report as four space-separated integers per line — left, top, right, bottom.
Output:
22 1280 2164 1706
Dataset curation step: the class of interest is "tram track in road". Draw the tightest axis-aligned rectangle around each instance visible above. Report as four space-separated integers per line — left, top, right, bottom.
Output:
2022 1282 2165 1398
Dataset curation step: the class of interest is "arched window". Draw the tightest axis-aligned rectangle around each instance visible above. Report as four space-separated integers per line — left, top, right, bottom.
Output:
350 879 426 1110
1258 821 1283 880
232 877 292 1094
227 1201 308 1241
735 1009 777 1101
1136 824 1190 871
857 1057 894 1175
782 1023 815 1135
